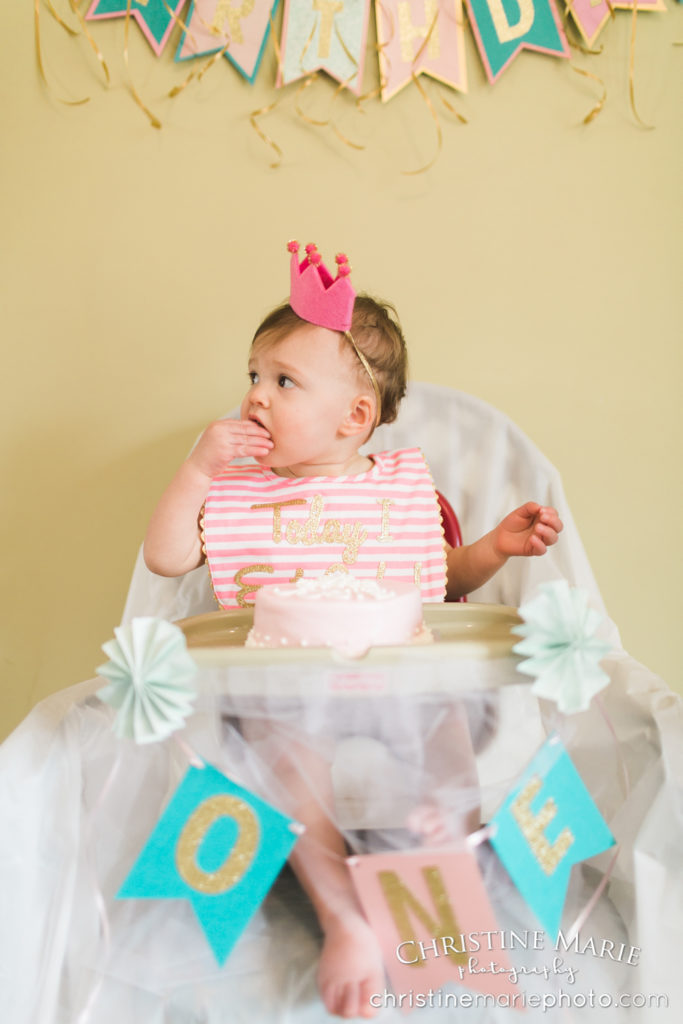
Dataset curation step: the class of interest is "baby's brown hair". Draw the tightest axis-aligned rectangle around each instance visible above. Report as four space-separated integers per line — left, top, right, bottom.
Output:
251 295 408 427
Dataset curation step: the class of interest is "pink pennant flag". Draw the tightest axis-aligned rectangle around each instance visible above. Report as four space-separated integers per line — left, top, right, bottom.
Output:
375 0 467 102
348 847 520 1006
566 0 666 49
176 0 279 82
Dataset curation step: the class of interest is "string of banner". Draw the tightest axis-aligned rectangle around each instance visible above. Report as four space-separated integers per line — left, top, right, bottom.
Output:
37 1 675 168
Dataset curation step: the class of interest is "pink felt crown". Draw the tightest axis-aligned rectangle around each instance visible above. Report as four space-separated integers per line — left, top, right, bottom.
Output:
288 241 356 332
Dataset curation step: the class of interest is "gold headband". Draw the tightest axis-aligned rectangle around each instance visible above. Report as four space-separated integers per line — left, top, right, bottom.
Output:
344 331 382 428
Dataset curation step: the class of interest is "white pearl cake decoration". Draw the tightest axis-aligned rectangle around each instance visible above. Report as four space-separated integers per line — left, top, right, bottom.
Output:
246 574 430 657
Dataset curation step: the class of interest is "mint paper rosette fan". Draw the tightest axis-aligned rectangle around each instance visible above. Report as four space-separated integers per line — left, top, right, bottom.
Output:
97 617 197 743
512 580 611 714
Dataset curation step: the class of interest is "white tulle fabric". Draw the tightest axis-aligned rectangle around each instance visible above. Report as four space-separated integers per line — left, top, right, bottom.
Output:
1 384 681 1023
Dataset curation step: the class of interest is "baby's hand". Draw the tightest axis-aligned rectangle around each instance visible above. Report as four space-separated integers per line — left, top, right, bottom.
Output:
187 419 273 479
493 503 563 559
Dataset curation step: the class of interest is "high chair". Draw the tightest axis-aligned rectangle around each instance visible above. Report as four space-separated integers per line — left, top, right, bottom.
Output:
1 384 680 1024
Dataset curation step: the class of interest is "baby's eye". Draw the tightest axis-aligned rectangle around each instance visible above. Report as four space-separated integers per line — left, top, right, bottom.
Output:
278 375 295 389
248 370 259 385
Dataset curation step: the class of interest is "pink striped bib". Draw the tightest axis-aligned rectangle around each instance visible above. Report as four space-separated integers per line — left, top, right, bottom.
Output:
202 448 446 609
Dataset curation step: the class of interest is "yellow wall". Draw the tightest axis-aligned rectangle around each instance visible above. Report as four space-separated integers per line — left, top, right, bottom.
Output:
2 6 681 739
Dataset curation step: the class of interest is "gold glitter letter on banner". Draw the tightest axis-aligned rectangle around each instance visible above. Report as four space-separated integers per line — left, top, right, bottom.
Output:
211 0 256 46
378 868 468 968
488 0 534 44
313 0 344 59
510 776 575 876
176 795 260 895
398 0 440 64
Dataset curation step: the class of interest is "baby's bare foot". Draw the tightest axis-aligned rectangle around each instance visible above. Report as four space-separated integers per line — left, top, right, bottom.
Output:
317 913 385 1019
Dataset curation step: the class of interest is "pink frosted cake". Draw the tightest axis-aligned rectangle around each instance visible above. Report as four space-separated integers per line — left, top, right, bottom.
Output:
246 574 428 656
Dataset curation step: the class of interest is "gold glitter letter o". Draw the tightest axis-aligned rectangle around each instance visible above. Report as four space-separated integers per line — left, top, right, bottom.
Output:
176 795 260 895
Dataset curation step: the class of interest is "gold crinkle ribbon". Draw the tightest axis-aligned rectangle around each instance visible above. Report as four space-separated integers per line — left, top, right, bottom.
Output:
35 0 90 105
571 64 607 125
250 14 286 168
628 2 653 130
124 1 161 128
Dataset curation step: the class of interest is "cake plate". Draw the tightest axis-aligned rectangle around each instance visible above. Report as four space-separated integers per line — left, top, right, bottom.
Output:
176 603 526 696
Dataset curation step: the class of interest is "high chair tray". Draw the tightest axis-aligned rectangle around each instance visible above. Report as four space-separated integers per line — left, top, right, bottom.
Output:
176 602 523 677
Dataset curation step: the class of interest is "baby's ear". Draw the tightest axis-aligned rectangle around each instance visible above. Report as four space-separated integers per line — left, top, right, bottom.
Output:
339 394 376 439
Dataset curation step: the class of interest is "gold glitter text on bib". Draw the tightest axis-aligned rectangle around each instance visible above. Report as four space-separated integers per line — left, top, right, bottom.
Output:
234 564 274 607
175 795 260 895
510 776 575 875
251 499 307 543
259 494 367 566
376 498 394 543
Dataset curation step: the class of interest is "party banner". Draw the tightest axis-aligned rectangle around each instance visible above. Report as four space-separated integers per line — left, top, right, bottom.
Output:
465 0 569 84
348 847 520 1002
278 0 371 95
375 0 467 101
86 0 189 56
118 763 300 964
489 736 614 939
566 0 667 49
176 0 282 82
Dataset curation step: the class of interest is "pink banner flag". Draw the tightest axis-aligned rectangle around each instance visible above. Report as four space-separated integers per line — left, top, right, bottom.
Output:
348 847 520 1007
176 0 281 82
375 0 467 102
566 0 666 49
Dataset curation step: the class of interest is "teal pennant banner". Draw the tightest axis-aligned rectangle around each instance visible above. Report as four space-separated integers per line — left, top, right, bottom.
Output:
118 763 301 964
489 735 614 938
465 0 569 83
86 0 189 56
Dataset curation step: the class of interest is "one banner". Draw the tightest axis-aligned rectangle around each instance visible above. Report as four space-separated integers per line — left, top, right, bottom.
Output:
348 847 520 1003
565 0 667 50
86 0 189 56
375 0 467 102
176 0 282 83
489 736 615 939
278 0 371 95
465 0 569 84
118 763 300 964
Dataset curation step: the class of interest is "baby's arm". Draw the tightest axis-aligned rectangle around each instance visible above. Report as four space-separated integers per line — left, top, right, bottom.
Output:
445 502 563 601
143 419 273 577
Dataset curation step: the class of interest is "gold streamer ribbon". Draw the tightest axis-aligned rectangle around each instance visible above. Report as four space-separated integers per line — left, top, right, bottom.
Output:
329 22 365 148
292 23 363 150
46 0 78 35
628 2 653 130
402 72 442 175
168 41 232 98
249 14 285 167
402 11 443 175
34 0 90 105
123 0 162 128
68 0 111 85
440 90 467 126
571 64 607 125
166 0 231 98
373 0 394 97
